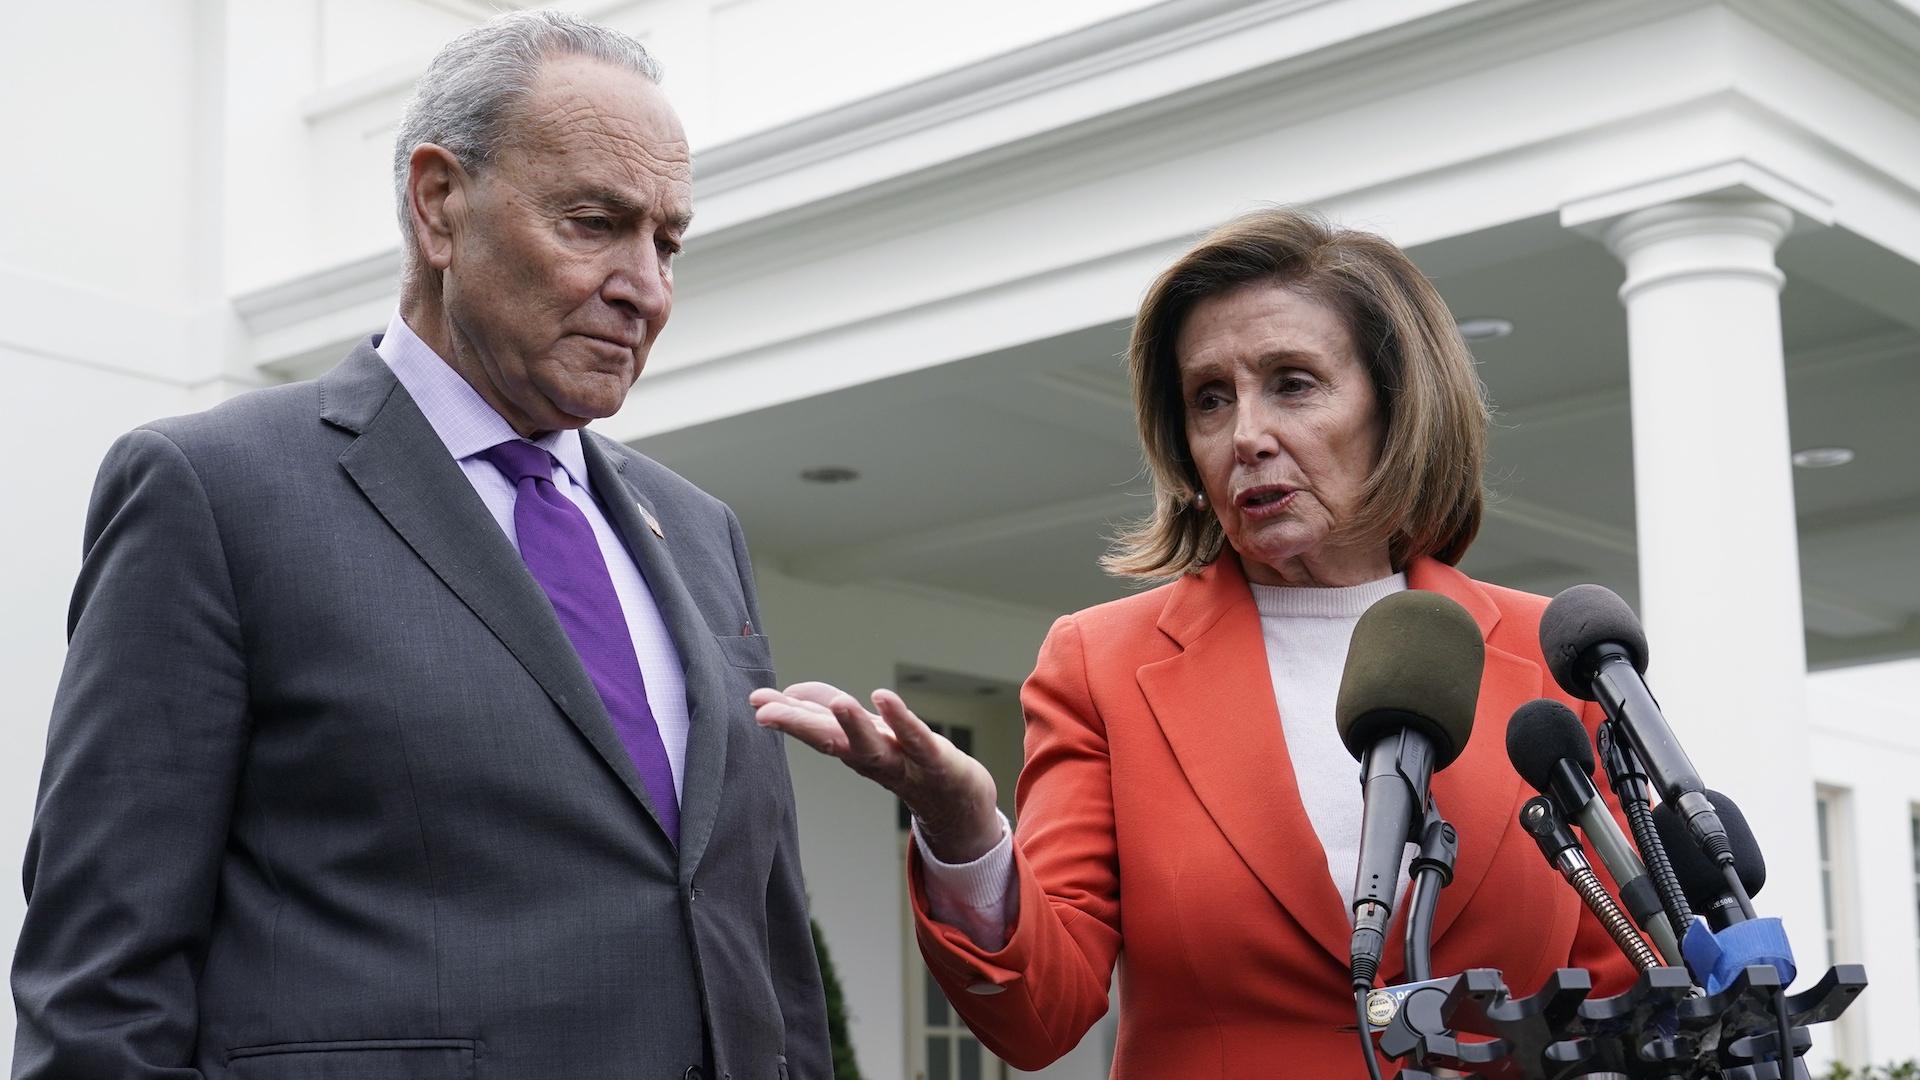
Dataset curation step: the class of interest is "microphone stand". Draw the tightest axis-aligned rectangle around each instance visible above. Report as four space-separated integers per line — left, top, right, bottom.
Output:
1405 796 1459 982
1598 721 1695 936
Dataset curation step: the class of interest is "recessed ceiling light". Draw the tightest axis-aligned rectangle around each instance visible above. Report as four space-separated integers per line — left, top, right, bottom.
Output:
1456 317 1514 341
1791 447 1855 469
800 466 860 484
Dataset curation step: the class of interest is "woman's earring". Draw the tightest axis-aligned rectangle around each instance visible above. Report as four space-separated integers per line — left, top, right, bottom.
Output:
1192 491 1209 512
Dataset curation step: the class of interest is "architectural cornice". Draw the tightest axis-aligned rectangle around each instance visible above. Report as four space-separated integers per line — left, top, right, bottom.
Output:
231 247 400 377
1560 159 1836 236
692 0 1329 192
1731 0 1920 119
684 0 1675 243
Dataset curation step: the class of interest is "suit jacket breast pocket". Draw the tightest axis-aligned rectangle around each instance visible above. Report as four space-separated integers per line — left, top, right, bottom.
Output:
226 1038 476 1080
714 632 775 687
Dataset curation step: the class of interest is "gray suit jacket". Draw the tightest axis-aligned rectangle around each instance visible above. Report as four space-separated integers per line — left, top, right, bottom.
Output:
12 344 829 1080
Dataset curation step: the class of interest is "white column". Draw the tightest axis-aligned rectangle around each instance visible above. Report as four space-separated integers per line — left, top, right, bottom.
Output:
1601 197 1826 987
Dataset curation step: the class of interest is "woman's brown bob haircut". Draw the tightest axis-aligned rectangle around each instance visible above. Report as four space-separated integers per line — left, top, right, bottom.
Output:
1105 207 1488 579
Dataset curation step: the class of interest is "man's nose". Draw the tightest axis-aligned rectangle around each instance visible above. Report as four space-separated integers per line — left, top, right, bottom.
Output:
600 242 672 321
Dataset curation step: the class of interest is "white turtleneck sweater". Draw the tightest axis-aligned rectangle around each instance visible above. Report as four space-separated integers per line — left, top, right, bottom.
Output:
917 573 1412 951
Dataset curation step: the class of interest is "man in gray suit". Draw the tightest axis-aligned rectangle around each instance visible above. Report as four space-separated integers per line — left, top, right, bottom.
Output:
11 12 828 1079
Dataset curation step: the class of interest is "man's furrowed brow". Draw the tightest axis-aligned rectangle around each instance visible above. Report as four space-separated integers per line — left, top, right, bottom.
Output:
563 185 693 231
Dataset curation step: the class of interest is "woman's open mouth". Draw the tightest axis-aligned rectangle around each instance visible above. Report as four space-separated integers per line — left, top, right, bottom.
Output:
1235 486 1298 518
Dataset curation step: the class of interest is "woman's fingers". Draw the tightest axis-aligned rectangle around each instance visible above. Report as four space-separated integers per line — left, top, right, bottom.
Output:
755 683 908 776
828 692 896 766
780 681 861 709
753 683 973 810
752 695 852 756
872 689 942 765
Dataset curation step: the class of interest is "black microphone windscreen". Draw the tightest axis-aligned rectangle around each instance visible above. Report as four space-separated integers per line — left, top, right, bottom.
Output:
1505 698 1595 794
1335 590 1484 770
1540 585 1650 700
1651 789 1766 904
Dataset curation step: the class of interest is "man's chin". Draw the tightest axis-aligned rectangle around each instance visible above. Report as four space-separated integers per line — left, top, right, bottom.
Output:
536 380 633 429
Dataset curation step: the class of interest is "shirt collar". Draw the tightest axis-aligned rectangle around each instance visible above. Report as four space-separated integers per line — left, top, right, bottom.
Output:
374 311 591 489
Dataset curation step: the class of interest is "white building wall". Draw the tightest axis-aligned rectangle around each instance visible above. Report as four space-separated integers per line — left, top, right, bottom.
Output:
0 352 200 1068
241 0 1163 298
1808 660 1920 1068
0 1 205 311
1 2 214 1059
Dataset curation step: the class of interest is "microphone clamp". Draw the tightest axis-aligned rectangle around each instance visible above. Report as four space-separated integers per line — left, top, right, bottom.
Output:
1520 796 1660 972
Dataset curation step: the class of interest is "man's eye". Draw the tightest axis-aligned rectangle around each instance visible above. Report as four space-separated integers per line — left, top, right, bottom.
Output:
575 216 614 233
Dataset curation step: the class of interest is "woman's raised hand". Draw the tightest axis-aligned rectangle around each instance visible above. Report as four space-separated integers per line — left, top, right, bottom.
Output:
751 681 1004 863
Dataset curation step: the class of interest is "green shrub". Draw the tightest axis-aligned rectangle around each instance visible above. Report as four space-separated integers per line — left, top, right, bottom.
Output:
1826 1062 1920 1080
811 917 866 1080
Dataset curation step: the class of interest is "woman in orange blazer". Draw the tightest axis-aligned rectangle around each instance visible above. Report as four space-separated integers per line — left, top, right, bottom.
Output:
755 209 1638 1077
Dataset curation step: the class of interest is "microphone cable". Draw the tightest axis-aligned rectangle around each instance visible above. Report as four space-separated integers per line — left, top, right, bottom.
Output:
1766 976 1798 1079
1724 861 1758 922
1599 721 1695 933
1355 988 1386 1080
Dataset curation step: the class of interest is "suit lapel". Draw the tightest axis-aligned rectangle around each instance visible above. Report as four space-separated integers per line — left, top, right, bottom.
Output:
1136 558 1357 969
320 348 665 839
581 433 731 882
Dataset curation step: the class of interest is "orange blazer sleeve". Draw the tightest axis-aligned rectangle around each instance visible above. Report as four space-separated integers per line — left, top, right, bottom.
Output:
907 614 1119 1071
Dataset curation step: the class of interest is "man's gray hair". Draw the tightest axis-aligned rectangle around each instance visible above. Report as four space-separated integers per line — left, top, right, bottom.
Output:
392 10 661 253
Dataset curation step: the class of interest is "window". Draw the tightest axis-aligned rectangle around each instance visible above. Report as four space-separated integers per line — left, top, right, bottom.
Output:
919 965 1002 1080
1815 785 1864 1065
900 718 1008 1080
1818 795 1836 967
1910 808 1920 985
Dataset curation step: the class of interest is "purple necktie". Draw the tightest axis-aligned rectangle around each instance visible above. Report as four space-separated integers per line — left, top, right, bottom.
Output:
481 439 678 845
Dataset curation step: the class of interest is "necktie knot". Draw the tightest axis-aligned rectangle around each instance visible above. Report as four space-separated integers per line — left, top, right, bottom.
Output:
480 440 556 487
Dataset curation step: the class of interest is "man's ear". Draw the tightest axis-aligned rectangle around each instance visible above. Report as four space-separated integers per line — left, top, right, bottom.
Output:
407 143 466 272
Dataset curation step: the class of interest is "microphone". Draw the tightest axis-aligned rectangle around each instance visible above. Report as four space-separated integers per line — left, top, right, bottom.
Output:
1506 698 1682 964
1519 795 1661 972
1336 590 1483 989
1540 585 1734 868
1654 790 1766 930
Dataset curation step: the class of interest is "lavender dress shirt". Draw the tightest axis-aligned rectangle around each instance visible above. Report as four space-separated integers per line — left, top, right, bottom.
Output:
375 311 691 798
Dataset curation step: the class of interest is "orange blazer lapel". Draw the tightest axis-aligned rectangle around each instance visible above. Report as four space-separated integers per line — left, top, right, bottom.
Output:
1132 556 1544 983
1135 557 1356 969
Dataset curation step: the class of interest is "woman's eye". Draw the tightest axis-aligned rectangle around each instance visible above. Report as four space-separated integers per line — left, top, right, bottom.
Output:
1277 374 1315 395
1190 389 1227 411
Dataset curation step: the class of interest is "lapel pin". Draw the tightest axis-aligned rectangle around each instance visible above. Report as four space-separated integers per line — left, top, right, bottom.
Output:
638 504 664 539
